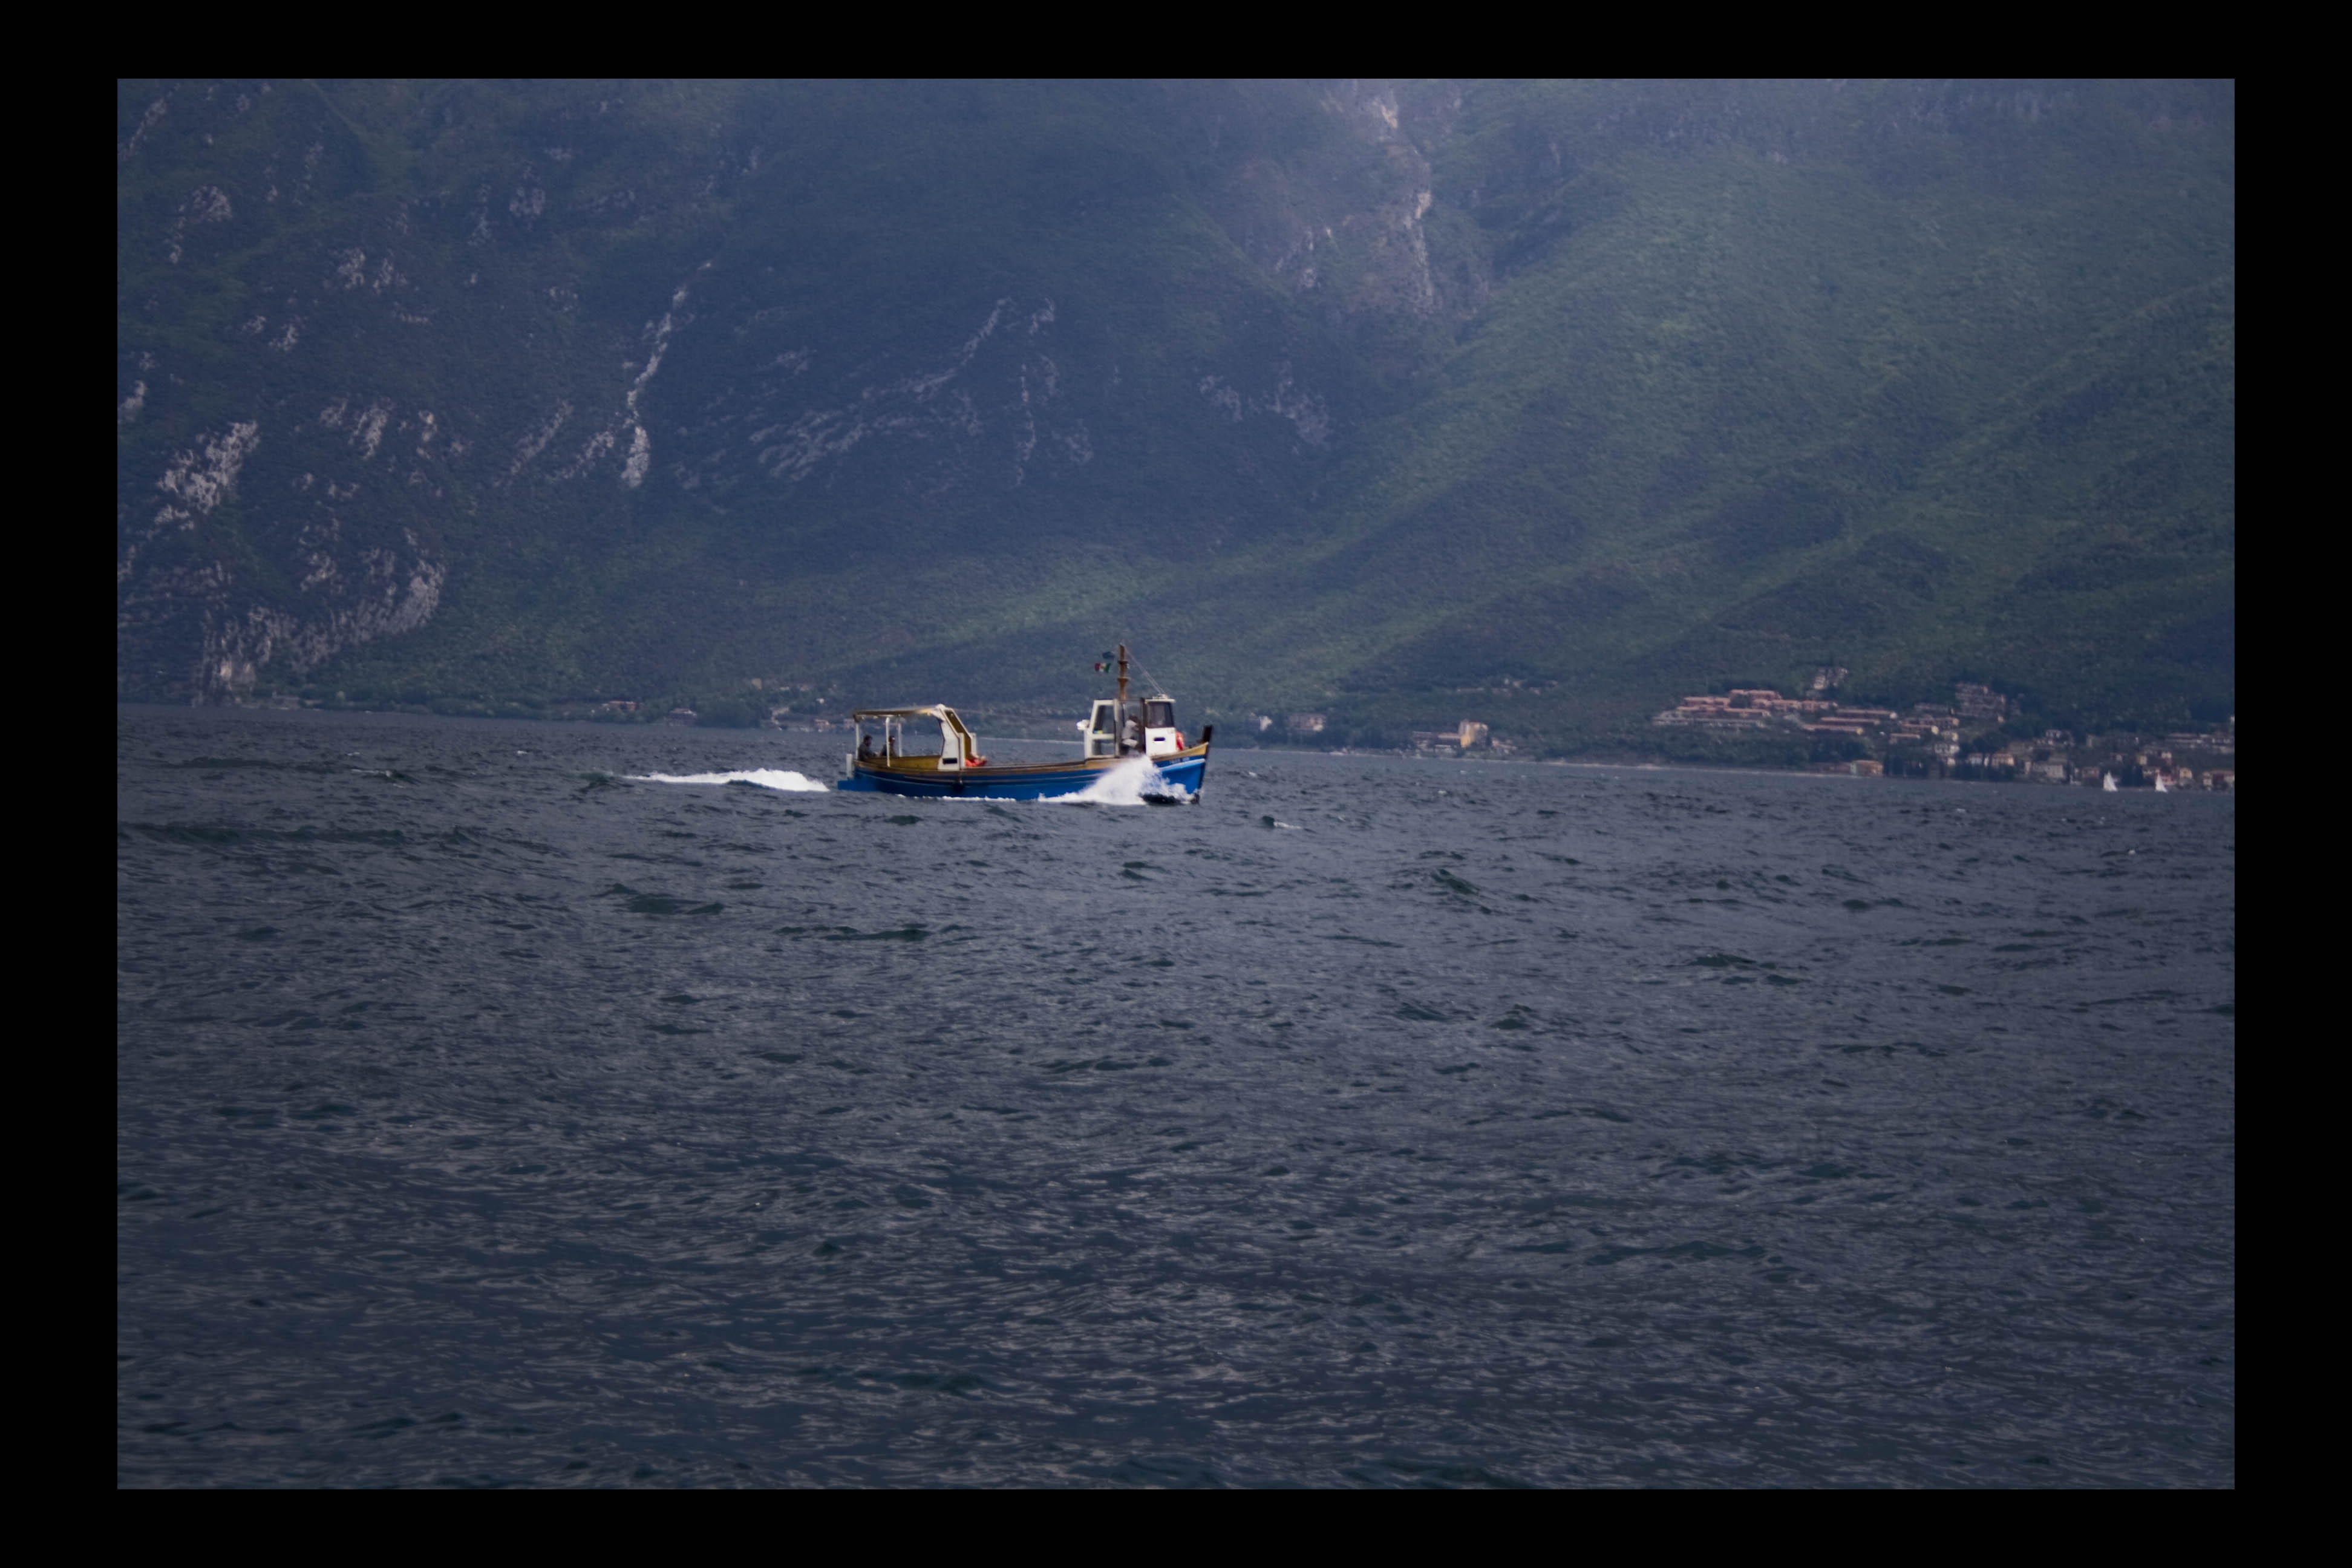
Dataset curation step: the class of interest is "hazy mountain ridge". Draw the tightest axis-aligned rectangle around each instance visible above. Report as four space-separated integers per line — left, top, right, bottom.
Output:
116 80 2233 743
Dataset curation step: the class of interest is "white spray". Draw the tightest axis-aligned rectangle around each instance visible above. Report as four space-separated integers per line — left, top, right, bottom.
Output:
630 769 829 792
1057 754 1189 806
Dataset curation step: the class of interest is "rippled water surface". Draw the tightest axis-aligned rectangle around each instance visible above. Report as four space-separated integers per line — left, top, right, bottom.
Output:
117 707 2236 1486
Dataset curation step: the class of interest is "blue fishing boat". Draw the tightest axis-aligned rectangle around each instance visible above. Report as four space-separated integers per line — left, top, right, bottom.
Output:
837 645 1212 803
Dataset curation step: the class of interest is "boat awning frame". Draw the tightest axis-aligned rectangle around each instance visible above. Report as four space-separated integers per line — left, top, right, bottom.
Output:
850 705 979 741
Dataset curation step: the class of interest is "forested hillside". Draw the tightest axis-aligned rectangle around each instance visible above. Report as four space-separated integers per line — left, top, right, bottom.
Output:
117 80 2234 747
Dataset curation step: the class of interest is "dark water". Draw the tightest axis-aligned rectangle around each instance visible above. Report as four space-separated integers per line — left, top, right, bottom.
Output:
117 706 2235 1487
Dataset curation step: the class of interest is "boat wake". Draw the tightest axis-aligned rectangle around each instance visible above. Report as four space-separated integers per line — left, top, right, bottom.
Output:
1056 755 1191 806
629 769 830 793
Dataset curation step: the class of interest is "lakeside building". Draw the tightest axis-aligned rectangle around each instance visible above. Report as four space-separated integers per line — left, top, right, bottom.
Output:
1650 687 1902 737
1651 690 1838 730
1410 719 1495 755
1968 736 2238 789
1955 683 2010 724
1656 681 2237 788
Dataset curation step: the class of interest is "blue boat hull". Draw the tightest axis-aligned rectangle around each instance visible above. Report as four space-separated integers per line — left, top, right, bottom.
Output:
838 753 1209 802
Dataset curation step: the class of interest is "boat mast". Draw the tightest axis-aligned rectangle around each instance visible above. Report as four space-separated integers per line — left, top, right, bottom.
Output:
1117 643 1128 706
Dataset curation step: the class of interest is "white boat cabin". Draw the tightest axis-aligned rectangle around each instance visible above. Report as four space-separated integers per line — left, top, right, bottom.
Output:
1083 694 1187 760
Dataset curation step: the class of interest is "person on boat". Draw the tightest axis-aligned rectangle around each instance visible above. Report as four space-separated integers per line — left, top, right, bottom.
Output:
858 733 877 761
1124 710 1143 754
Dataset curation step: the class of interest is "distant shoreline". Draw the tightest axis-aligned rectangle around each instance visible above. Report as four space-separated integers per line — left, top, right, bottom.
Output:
117 702 2230 794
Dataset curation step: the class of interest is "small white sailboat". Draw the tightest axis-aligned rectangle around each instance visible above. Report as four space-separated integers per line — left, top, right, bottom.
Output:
2154 773 2171 793
2103 772 2119 792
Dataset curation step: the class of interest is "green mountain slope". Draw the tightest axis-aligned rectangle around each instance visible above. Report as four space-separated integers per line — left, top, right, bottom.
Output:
117 80 2233 744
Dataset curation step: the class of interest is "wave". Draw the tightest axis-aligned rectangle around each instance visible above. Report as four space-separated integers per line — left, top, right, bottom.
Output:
1056 754 1191 806
629 769 830 793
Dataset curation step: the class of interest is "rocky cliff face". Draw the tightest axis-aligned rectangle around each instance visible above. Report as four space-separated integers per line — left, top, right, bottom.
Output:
117 393 448 700
116 82 1404 704
117 81 2233 736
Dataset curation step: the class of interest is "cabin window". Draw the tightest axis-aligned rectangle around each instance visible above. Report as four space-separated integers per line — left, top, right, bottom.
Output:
1145 701 1174 728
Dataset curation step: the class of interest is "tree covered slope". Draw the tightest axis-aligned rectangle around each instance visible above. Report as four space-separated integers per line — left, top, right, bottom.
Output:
117 80 2233 743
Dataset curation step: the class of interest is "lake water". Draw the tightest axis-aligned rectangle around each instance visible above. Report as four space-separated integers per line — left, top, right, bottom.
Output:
116 706 2235 1486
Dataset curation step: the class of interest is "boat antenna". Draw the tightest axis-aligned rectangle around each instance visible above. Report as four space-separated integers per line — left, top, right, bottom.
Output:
1128 649 1171 698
